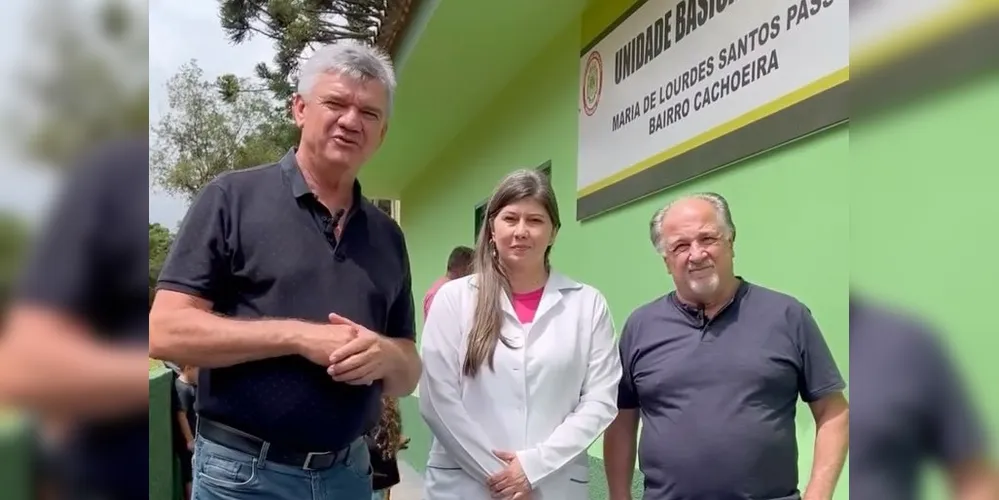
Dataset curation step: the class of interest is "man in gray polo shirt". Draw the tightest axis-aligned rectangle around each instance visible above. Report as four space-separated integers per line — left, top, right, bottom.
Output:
603 193 849 500
850 297 998 499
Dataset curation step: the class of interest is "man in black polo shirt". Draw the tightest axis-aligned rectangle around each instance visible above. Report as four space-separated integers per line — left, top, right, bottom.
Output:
149 40 422 500
603 193 850 500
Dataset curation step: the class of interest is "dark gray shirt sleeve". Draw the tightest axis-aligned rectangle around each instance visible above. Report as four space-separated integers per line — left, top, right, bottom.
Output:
617 315 640 409
793 304 846 402
156 184 232 302
385 237 416 341
918 331 987 465
14 144 129 319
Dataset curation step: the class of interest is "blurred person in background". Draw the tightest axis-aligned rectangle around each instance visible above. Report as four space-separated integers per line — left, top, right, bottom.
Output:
419 169 622 499
603 193 849 500
423 245 474 321
171 365 198 500
0 137 151 500
850 296 999 500
148 40 421 500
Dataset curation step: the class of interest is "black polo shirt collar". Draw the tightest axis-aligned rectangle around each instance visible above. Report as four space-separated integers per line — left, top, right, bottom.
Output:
279 147 366 215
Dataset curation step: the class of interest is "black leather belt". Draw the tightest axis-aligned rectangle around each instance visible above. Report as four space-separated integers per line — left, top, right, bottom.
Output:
198 418 352 471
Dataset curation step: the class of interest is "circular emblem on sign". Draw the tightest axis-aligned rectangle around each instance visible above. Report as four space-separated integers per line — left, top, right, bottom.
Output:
582 51 603 116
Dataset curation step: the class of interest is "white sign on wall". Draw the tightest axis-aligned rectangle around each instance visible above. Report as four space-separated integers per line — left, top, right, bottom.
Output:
577 0 848 219
851 0 954 51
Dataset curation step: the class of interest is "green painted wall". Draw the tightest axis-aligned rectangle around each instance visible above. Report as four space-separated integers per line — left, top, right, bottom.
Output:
849 74 999 426
849 74 999 498
397 11 850 499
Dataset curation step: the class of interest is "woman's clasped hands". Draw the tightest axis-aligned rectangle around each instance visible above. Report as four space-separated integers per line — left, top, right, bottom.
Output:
488 450 533 499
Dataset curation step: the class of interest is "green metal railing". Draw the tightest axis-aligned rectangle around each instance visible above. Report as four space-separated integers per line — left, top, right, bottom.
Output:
149 365 182 500
0 413 32 500
0 366 181 500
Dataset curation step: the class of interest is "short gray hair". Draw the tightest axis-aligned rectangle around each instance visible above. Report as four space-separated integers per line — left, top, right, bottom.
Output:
649 192 736 254
297 40 397 115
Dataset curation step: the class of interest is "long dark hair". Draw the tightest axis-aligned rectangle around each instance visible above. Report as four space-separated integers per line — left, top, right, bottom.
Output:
463 169 561 378
371 396 403 460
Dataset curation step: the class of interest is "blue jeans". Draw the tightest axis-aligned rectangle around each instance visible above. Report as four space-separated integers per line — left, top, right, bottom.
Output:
191 434 372 499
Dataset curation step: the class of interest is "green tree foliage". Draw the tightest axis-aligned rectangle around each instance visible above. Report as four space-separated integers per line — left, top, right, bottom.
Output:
7 0 148 167
150 61 300 202
0 214 32 307
148 223 174 305
148 223 173 280
217 0 388 105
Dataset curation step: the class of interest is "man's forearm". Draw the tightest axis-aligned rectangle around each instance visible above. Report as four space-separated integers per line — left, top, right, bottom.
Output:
149 308 303 368
605 444 637 499
606 461 636 499
0 335 148 420
178 413 196 444
804 411 849 500
604 414 639 500
382 337 421 397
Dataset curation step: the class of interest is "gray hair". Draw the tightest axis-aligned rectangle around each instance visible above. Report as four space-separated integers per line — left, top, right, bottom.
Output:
649 192 736 255
297 40 397 116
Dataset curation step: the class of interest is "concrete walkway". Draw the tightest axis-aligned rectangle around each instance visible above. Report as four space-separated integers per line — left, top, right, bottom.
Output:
387 460 424 499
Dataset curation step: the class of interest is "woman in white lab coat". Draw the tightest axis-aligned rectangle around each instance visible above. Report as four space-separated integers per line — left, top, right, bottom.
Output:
419 169 622 500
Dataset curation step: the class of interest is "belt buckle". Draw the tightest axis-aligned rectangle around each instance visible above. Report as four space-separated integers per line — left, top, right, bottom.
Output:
303 451 333 471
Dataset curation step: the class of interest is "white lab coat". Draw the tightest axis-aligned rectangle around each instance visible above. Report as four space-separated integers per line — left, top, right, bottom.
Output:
418 272 621 500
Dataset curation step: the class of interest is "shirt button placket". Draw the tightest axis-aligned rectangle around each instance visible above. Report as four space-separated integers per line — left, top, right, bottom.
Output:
517 335 526 415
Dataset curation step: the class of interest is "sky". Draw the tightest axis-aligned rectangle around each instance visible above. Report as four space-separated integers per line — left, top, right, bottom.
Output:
148 0 275 230
0 0 58 225
0 0 275 230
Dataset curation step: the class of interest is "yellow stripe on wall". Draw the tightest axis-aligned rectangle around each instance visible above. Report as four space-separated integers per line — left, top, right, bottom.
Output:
852 0 999 71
